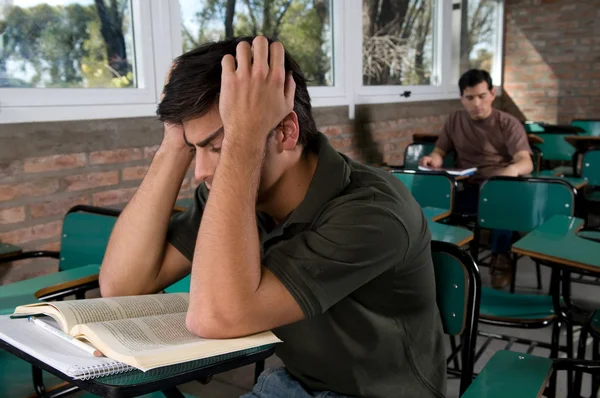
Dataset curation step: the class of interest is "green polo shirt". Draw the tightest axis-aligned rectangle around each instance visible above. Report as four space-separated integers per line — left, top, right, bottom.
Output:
167 133 446 398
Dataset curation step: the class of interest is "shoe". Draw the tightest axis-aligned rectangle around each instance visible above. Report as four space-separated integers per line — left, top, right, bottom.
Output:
490 253 513 290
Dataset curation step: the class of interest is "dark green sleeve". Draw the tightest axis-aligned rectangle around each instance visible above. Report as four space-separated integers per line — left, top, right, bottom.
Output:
263 203 410 318
166 185 208 261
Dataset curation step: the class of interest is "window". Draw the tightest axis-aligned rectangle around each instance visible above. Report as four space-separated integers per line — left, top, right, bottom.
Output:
451 0 502 85
179 0 335 86
0 0 504 123
1 0 136 89
362 0 436 86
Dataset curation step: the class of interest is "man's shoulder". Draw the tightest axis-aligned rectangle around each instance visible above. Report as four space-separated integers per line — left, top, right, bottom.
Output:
447 109 468 123
494 109 524 128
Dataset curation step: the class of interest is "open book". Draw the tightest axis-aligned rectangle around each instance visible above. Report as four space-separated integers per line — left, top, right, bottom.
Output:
11 293 280 372
418 166 478 176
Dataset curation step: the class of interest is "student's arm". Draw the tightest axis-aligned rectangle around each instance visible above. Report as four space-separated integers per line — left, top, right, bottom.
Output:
185 39 304 338
99 65 194 297
501 150 533 177
502 115 534 177
419 117 453 168
99 129 194 297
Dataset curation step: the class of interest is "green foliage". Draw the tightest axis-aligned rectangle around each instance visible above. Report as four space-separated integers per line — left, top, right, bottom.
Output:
182 0 332 86
1 2 133 88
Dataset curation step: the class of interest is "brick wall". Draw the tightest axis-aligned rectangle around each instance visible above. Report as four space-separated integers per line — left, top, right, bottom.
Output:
0 100 462 284
503 0 600 123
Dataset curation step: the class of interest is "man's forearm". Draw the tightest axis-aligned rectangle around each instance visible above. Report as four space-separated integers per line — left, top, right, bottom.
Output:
510 157 534 176
188 138 264 331
100 143 193 297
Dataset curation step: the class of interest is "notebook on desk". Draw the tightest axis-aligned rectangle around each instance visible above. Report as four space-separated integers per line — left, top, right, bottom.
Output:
418 166 477 176
0 315 134 380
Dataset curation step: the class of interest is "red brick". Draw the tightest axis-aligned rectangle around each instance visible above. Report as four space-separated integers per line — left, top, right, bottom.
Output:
0 179 59 202
0 207 26 225
0 160 23 178
89 148 142 165
323 126 342 137
0 221 62 245
93 187 137 207
23 153 86 173
579 72 600 80
546 54 576 64
122 166 148 181
39 240 61 252
29 194 90 219
144 145 160 160
63 171 119 192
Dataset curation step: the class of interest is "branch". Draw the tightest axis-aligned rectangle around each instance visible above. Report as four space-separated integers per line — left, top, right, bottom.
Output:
272 0 293 38
244 0 259 36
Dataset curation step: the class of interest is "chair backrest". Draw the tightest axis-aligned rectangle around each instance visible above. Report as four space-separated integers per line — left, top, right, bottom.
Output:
533 133 575 161
582 150 600 187
431 240 481 395
571 119 600 136
392 171 454 210
59 205 120 271
403 143 455 170
478 177 575 232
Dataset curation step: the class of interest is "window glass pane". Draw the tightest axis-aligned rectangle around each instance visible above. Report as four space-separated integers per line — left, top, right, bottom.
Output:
362 0 436 86
0 0 136 88
451 0 500 83
180 0 334 86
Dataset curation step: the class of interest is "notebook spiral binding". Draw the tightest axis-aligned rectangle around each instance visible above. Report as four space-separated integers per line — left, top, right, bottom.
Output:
72 361 135 380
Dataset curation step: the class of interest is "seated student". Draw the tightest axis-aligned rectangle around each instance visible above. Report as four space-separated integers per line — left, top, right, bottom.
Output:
420 69 533 289
99 36 446 398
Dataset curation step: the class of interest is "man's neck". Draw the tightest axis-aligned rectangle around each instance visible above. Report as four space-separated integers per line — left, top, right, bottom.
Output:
471 108 494 121
258 151 319 224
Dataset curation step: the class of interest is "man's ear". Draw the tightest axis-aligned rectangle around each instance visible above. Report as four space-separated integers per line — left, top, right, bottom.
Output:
277 111 300 151
490 86 497 98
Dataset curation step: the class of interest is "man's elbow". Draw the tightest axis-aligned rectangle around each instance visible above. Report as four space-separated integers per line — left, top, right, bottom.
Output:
185 308 250 339
522 159 534 175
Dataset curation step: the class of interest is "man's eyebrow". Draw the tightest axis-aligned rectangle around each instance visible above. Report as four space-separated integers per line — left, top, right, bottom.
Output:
196 127 224 148
183 132 194 148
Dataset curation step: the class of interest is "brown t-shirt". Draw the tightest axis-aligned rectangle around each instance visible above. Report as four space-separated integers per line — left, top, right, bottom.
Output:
435 109 531 178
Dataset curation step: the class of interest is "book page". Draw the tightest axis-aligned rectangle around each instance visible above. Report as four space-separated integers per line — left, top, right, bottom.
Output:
72 313 281 371
14 293 189 333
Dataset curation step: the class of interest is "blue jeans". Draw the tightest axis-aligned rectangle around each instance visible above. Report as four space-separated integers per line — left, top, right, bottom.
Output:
241 367 351 398
491 229 513 254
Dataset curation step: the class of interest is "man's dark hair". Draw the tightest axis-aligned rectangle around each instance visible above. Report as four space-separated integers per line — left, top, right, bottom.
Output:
458 69 493 96
158 36 319 152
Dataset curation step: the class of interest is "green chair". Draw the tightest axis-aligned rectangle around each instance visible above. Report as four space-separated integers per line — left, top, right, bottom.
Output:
392 170 455 211
462 350 599 398
469 177 577 396
431 240 481 395
533 133 576 162
0 205 120 398
582 150 600 186
572 119 600 137
402 143 455 170
473 177 575 291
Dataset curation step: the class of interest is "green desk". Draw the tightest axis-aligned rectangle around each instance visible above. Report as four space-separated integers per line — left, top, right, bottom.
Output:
0 243 22 260
422 207 451 222
0 264 101 315
512 216 600 274
428 221 473 247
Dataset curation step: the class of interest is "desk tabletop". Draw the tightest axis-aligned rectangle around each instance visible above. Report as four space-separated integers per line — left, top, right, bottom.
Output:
528 134 544 144
0 264 101 315
512 215 600 274
422 207 451 222
564 135 600 150
428 221 473 247
0 243 22 260
0 339 274 398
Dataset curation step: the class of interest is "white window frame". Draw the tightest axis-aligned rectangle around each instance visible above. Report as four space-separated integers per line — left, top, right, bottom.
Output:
0 0 504 124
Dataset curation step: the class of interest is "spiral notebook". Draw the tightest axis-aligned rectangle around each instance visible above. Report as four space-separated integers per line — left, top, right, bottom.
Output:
0 315 134 380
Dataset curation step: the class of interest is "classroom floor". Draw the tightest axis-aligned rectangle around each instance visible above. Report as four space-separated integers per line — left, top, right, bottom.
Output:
160 255 600 398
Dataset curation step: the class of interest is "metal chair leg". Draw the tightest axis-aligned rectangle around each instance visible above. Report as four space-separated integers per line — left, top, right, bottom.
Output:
535 261 543 290
566 319 574 394
572 326 588 397
510 252 517 293
547 320 562 398
254 359 265 384
592 339 600 397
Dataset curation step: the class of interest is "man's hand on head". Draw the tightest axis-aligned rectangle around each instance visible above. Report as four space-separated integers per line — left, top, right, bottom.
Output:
218 37 296 153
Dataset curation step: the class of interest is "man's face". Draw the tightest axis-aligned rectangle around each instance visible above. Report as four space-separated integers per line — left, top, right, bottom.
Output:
182 106 284 197
460 81 496 120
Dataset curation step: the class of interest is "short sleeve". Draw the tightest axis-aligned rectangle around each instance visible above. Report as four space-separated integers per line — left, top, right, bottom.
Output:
166 185 208 261
263 203 409 318
504 116 532 156
435 116 454 154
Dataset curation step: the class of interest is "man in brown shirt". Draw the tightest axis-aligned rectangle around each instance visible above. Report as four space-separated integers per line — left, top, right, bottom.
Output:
420 69 533 288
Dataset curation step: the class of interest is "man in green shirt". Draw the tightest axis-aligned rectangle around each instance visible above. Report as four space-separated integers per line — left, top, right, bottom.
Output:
99 36 445 398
